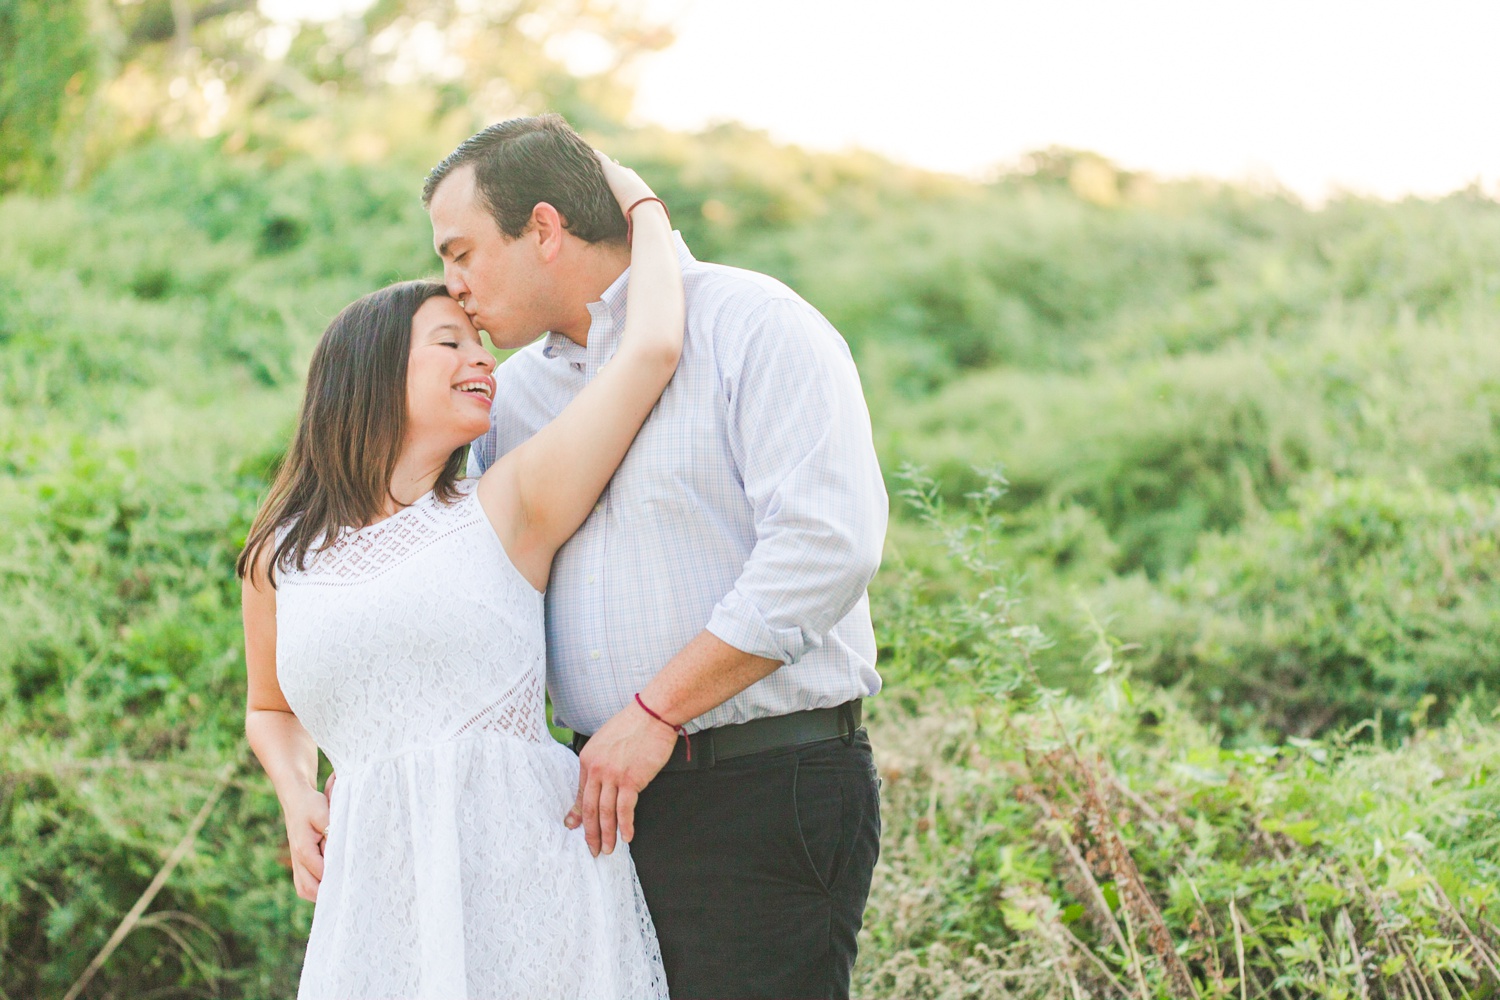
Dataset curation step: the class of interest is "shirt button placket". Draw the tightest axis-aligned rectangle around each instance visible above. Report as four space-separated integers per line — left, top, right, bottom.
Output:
587 493 608 706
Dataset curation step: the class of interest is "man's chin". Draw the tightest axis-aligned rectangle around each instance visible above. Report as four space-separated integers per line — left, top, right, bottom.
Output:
485 327 548 350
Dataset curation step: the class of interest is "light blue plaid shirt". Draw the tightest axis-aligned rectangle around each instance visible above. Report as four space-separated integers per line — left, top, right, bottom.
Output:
468 234 887 736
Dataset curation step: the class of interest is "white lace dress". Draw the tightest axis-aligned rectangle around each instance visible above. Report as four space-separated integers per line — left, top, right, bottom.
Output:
274 481 667 1000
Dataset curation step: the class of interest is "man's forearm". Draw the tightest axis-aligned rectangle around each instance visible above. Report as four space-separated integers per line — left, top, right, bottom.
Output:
637 630 781 727
568 631 781 854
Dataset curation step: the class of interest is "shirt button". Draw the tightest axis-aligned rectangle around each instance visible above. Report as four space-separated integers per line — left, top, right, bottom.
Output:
572 362 583 371
590 650 602 660
587 574 596 584
593 502 603 514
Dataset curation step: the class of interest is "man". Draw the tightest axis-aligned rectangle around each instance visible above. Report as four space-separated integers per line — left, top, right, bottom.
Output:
424 114 888 999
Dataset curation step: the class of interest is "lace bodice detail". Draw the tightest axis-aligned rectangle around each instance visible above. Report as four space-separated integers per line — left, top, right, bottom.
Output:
285 486 498 584
274 481 549 772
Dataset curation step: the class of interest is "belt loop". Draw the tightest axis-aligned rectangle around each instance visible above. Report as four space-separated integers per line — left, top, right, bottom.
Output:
839 702 856 746
696 729 717 769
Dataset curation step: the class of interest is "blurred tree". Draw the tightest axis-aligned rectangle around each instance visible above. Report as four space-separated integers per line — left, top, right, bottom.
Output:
0 0 670 192
0 0 95 192
346 0 672 128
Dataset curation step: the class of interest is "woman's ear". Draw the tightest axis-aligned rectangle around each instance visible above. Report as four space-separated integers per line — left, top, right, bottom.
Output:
530 202 566 263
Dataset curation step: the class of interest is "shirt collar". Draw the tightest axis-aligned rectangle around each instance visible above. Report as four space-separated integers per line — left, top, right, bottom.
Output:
541 231 695 362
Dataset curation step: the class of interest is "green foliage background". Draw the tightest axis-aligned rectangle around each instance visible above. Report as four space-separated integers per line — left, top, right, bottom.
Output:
4 3 1500 997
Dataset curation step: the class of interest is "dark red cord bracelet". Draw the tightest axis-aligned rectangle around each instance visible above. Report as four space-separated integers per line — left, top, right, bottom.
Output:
635 692 690 761
624 196 670 246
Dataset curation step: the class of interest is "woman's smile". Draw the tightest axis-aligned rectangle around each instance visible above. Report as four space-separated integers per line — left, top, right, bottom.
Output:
454 374 495 407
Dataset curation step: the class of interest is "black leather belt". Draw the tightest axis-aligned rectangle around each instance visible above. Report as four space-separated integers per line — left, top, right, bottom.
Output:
571 700 862 771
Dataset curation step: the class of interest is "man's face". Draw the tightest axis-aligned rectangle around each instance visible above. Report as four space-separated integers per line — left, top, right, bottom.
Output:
428 164 550 350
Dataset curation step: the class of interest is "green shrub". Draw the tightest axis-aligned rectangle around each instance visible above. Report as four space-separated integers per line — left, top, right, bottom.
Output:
1128 476 1500 740
880 286 1500 575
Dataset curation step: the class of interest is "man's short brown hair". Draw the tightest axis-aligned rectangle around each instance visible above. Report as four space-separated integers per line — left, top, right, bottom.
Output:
422 114 627 245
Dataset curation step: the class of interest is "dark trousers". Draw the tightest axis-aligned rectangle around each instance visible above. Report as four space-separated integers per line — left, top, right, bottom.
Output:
626 729 881 1000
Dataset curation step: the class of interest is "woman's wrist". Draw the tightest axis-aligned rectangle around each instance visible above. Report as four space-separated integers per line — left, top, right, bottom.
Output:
274 775 319 811
628 204 667 225
261 748 319 806
615 186 653 209
623 197 669 245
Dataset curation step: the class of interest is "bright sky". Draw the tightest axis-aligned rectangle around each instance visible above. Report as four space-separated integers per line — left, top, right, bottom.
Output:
263 0 1500 202
633 0 1500 202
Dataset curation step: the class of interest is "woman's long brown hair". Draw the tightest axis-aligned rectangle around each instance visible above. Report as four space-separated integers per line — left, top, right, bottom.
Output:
235 280 469 586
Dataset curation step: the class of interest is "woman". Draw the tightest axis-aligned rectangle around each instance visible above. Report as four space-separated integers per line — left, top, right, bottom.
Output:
236 155 679 999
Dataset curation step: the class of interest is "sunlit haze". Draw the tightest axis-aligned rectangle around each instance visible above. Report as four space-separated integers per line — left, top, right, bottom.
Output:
263 0 1500 202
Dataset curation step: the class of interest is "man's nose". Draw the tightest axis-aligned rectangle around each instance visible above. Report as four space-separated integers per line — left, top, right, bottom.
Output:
444 264 468 300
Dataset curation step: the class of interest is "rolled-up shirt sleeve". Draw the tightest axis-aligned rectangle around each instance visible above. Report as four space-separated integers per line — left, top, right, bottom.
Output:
705 296 889 664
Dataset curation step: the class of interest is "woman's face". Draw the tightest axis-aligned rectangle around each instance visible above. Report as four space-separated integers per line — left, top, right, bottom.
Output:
404 296 496 452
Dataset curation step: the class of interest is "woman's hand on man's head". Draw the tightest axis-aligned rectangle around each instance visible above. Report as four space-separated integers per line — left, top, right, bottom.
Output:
594 150 656 215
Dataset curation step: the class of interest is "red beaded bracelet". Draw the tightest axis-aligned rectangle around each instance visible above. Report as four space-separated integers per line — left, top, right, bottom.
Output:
635 692 690 761
624 196 670 246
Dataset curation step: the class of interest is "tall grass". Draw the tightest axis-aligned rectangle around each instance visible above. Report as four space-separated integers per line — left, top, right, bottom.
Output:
856 473 1500 999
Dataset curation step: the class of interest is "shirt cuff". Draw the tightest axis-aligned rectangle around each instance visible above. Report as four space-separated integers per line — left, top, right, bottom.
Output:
706 589 808 665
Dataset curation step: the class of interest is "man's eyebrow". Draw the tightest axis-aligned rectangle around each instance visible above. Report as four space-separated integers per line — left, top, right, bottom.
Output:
436 237 463 259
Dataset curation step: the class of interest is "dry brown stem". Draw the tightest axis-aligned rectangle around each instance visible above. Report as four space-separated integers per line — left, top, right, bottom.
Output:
1337 907 1371 1000
1228 898 1249 1000
1076 756 1196 998
61 755 239 1000
1414 858 1500 983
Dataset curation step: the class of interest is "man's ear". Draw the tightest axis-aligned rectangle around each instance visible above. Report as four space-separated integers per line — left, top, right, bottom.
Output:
530 202 566 263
